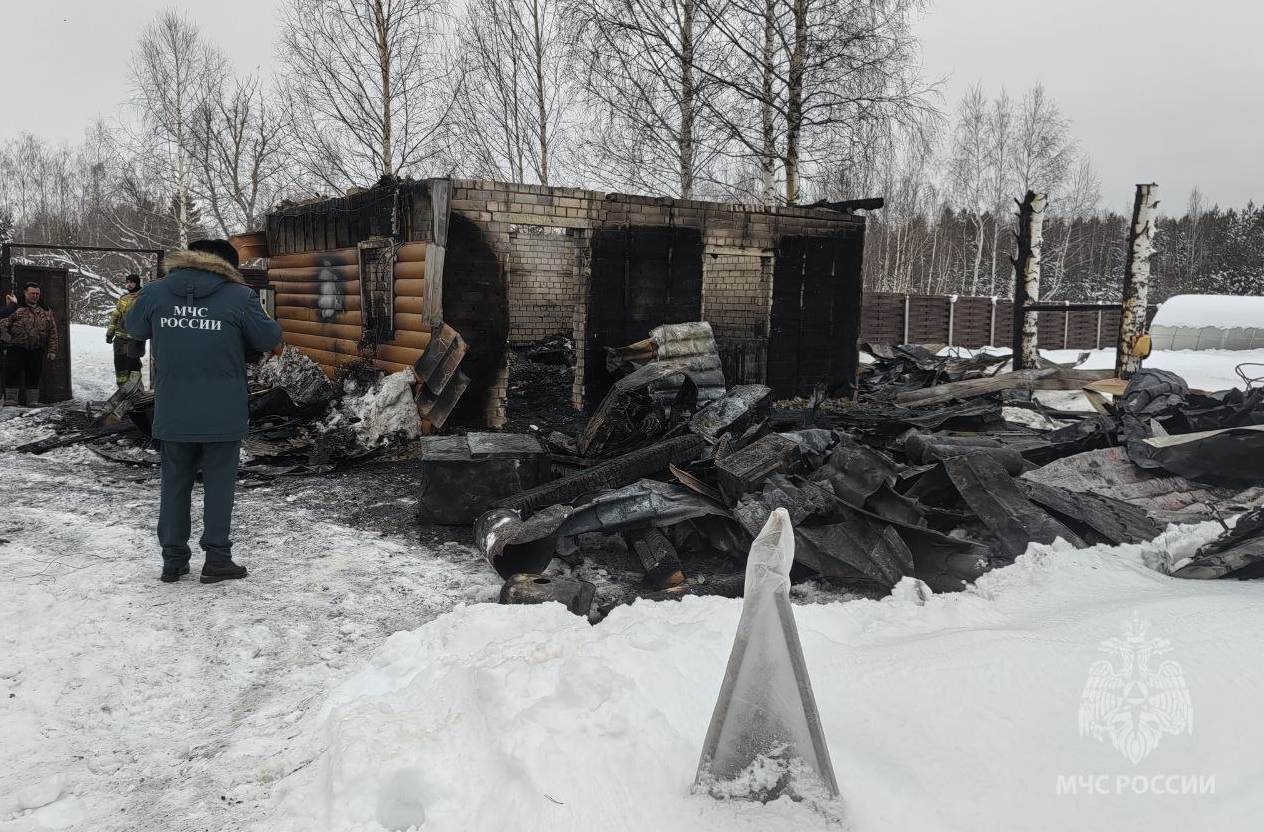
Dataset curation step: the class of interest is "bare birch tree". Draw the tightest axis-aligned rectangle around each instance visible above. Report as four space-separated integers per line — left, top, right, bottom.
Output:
949 84 990 294
450 0 569 184
279 0 458 191
189 75 291 235
129 10 226 248
698 0 935 204
985 89 1013 294
562 0 727 198
1011 84 1075 198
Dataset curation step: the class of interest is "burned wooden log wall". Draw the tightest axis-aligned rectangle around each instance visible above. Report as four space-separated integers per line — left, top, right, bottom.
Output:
266 241 431 375
261 180 508 427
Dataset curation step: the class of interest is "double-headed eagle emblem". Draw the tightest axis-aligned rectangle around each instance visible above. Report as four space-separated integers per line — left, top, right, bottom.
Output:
1078 615 1193 764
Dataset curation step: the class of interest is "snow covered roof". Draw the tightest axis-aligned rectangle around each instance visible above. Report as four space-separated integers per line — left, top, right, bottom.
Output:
1152 294 1264 330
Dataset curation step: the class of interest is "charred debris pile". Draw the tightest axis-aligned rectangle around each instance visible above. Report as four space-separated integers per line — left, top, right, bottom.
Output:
465 327 1264 620
9 348 424 477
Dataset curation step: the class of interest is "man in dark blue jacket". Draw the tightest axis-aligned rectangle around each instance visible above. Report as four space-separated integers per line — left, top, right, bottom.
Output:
127 239 283 583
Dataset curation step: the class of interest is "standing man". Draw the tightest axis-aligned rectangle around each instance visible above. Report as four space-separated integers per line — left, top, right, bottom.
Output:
106 273 145 389
0 283 59 406
0 292 16 407
126 239 283 584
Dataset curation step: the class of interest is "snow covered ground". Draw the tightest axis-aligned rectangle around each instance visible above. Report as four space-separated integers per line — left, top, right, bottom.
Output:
2 334 1263 830
68 324 150 401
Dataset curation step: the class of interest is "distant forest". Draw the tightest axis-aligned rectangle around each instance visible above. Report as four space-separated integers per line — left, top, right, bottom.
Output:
1 4 1261 323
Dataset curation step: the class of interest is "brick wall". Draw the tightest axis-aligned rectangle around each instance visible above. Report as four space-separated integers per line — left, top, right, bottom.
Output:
507 228 578 344
446 179 866 409
701 250 772 338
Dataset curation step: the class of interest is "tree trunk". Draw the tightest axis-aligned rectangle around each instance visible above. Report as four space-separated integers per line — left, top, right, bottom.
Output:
759 0 776 205
1010 191 1046 370
373 0 394 178
531 0 550 184
1116 183 1159 378
783 0 807 204
970 212 984 295
678 0 696 198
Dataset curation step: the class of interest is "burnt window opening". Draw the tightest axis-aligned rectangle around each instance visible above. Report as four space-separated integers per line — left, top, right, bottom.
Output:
358 237 397 345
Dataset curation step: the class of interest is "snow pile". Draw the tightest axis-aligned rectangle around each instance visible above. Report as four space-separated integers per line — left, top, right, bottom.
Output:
320 370 421 449
267 521 1264 832
1150 294 1264 330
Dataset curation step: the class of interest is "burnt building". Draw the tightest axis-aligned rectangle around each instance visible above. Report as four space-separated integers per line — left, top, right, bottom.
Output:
255 178 869 428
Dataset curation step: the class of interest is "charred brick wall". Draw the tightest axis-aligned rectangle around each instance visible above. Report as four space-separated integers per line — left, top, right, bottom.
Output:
701 251 771 338
507 228 579 344
447 179 866 409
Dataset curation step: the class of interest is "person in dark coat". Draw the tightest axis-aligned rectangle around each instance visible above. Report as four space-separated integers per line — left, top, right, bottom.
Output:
0 283 59 406
126 239 283 583
0 292 16 406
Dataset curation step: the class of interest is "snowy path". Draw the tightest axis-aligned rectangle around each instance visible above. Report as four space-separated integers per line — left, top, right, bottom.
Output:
0 448 501 831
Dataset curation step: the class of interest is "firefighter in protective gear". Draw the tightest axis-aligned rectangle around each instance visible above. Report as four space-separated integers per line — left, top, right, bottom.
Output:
106 274 146 388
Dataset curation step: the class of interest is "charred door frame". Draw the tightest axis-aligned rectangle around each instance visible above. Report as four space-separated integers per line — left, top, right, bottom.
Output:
766 232 864 400
584 225 705 408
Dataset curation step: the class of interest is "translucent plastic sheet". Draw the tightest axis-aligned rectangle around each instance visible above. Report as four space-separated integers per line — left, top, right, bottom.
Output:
695 508 840 801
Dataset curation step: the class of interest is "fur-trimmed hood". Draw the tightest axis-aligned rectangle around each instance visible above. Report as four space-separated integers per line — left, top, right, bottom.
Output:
163 249 244 283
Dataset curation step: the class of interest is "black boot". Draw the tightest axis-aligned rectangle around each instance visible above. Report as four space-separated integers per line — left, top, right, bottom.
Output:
160 563 191 583
200 559 248 584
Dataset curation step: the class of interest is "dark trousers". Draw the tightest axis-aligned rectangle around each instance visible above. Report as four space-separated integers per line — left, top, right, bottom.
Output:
4 347 44 393
158 440 242 566
112 340 143 385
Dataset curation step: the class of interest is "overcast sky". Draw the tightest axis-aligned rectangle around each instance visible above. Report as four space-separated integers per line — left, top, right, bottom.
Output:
3 0 1262 212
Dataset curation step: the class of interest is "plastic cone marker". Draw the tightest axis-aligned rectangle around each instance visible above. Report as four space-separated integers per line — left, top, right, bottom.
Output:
694 508 840 799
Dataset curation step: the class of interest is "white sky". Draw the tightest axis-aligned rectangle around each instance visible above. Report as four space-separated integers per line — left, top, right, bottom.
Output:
2 0 1262 212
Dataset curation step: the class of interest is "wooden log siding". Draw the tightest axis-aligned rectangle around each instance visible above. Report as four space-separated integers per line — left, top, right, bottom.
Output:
269 242 435 379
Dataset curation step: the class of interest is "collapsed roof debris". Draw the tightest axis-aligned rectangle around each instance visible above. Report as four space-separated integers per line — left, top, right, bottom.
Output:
484 332 1264 616
12 317 1264 611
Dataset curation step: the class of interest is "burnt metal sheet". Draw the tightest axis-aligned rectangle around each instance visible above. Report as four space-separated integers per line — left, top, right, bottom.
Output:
689 384 771 441
1138 425 1264 483
414 323 467 395
796 512 912 586
1017 479 1160 545
1171 508 1264 579
941 454 1084 558
496 433 706 514
554 480 732 544
1023 447 1264 522
416 369 470 430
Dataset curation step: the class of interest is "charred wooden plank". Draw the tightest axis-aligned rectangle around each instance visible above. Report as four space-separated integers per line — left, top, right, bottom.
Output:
941 454 1084 558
